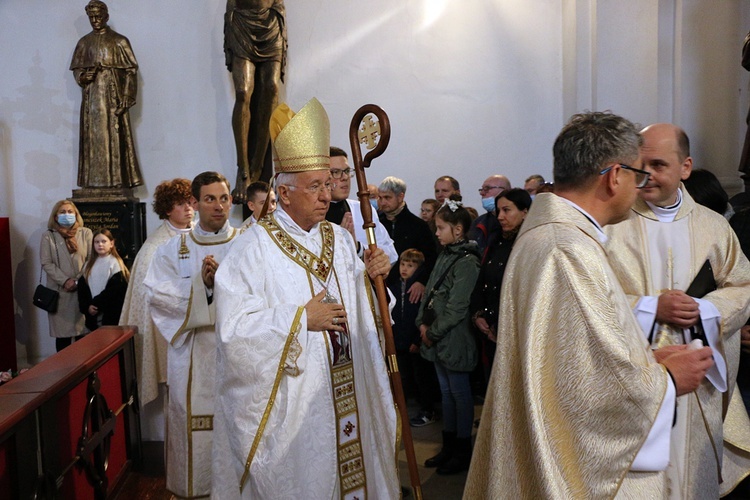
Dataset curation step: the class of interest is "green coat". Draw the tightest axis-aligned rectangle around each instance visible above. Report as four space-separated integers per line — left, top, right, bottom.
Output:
417 240 480 372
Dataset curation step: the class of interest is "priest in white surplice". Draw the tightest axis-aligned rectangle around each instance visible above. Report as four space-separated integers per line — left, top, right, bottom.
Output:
119 178 194 442
606 123 750 498
211 98 399 499
146 172 239 498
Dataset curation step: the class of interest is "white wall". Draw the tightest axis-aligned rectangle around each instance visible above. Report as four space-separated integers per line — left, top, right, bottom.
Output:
1 0 748 364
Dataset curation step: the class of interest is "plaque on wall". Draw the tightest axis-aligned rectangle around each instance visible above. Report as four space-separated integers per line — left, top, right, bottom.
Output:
76 201 146 269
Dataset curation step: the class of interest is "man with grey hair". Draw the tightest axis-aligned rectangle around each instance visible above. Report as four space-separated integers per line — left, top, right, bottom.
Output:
378 176 437 302
465 111 714 498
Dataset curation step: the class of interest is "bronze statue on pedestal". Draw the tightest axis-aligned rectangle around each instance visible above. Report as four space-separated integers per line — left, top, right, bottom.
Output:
70 0 143 197
224 0 287 204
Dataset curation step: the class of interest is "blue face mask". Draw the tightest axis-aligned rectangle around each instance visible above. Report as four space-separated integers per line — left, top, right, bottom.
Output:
57 213 76 227
370 199 379 211
481 197 496 213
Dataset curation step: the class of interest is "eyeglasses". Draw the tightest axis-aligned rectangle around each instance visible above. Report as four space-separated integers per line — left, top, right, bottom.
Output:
287 182 333 195
599 163 650 189
330 168 352 179
478 185 507 194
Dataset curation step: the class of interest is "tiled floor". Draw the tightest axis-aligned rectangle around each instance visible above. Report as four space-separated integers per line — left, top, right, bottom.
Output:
116 403 481 499
397 405 479 499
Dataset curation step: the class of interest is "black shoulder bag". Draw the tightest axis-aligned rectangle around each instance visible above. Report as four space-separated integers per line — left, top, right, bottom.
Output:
33 231 60 313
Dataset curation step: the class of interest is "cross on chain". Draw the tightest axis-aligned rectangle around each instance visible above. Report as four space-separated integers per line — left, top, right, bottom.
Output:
358 114 380 150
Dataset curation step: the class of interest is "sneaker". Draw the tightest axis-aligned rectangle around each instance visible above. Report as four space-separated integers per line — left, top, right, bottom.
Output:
409 411 436 427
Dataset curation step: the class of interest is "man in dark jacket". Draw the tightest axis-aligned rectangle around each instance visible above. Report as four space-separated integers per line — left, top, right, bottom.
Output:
378 176 437 304
468 174 511 261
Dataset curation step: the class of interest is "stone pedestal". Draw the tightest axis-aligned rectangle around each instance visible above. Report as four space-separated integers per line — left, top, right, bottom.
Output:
74 199 146 269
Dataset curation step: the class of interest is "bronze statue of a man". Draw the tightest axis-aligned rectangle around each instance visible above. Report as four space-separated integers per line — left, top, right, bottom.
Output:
224 0 287 203
70 0 142 190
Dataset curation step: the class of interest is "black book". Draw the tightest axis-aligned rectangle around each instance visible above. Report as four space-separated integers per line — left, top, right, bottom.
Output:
686 259 716 346
685 259 716 298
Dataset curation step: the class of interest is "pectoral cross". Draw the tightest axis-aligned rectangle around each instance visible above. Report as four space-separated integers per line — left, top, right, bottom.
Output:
322 289 352 365
655 247 682 348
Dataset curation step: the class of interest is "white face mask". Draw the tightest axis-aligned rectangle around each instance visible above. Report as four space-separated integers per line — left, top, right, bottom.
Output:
57 213 76 227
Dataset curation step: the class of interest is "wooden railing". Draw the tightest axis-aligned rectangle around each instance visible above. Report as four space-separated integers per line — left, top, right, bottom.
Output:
0 326 141 499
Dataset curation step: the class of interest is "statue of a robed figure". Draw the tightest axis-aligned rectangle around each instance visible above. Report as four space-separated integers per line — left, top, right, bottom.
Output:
224 0 287 203
70 0 143 193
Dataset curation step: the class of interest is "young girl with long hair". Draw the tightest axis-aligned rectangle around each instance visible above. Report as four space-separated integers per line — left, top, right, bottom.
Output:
417 195 481 475
78 229 129 332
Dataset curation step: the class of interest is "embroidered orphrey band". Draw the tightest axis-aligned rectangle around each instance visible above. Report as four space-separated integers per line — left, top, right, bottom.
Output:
240 306 305 493
331 362 367 498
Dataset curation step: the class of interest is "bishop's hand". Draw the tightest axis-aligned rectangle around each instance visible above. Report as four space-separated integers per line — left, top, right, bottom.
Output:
364 247 390 280
305 289 347 332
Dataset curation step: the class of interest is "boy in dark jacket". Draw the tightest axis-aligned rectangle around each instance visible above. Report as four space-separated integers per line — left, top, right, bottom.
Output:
388 248 440 426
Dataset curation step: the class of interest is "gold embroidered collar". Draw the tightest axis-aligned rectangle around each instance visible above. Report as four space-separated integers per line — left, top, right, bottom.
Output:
259 216 335 282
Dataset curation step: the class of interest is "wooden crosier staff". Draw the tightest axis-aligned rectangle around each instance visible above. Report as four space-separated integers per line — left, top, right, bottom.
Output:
349 104 423 499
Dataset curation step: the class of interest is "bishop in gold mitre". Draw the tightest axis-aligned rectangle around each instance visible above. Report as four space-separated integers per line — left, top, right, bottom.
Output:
211 98 400 499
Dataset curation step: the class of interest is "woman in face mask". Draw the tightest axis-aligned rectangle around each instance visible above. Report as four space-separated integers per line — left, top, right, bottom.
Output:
40 200 93 352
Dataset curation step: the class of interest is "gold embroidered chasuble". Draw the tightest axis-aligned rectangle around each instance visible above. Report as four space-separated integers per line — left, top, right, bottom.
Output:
464 193 671 499
211 208 399 499
606 189 750 498
145 225 239 498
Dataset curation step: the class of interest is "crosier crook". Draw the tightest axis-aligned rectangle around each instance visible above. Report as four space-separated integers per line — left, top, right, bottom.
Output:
349 104 423 500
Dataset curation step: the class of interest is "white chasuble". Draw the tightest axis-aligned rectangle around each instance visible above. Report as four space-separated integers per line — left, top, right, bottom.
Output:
606 188 750 498
464 194 673 500
211 207 398 500
145 223 238 499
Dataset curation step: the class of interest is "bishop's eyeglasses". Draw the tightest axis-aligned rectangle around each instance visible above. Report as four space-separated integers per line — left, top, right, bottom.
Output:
287 182 333 195
599 163 650 188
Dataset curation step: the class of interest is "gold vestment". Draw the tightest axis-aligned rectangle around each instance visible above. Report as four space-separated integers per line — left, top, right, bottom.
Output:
465 194 671 499
606 188 750 497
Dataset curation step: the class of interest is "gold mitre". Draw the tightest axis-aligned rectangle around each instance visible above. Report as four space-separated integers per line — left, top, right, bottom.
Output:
269 97 330 174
